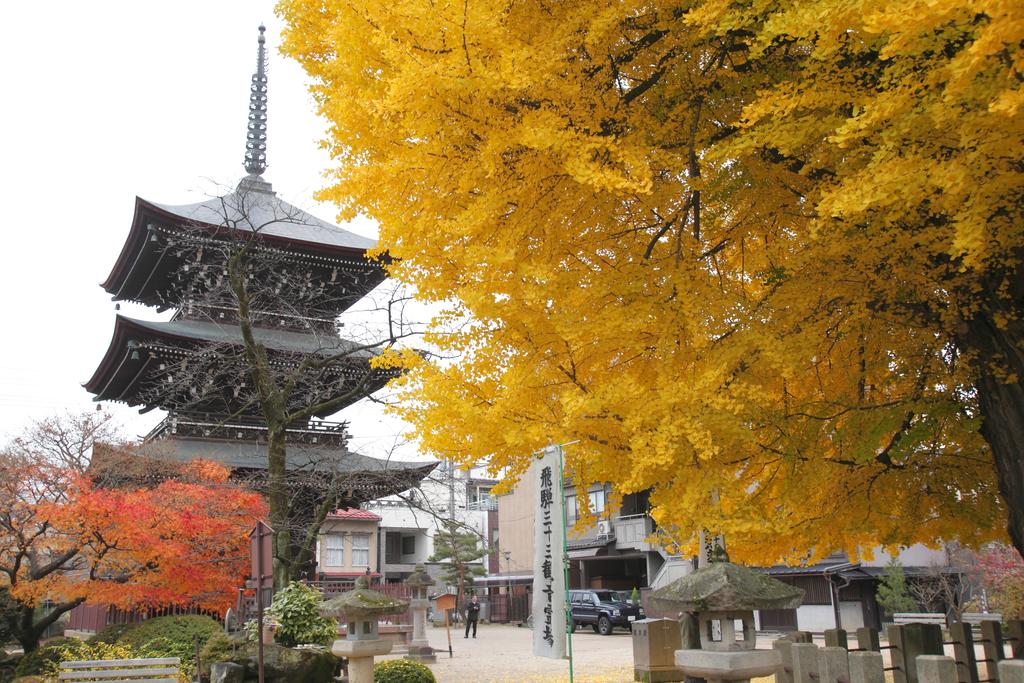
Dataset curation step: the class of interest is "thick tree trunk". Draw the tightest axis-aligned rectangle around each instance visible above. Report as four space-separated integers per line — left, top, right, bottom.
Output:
13 598 84 653
964 310 1024 560
266 429 292 590
16 603 38 653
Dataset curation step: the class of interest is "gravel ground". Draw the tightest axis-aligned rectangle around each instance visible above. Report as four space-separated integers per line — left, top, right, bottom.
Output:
377 622 637 682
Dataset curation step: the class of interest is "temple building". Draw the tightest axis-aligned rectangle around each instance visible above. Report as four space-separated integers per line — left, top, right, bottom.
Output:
84 26 434 564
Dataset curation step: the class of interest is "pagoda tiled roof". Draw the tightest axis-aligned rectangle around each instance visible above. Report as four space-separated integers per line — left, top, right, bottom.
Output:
139 437 433 477
101 195 386 310
90 440 437 503
123 316 376 358
84 315 390 416
150 189 377 251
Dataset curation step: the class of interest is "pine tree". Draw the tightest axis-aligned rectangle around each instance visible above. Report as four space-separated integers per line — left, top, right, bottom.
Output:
876 558 918 618
429 521 489 615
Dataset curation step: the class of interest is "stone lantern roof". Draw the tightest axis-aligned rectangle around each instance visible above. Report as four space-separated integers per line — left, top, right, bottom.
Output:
405 564 434 591
321 576 410 620
648 560 804 614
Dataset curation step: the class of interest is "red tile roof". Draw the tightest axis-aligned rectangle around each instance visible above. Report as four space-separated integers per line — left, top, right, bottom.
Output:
328 508 382 521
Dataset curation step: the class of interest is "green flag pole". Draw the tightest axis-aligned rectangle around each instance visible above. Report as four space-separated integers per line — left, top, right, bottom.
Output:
556 443 574 683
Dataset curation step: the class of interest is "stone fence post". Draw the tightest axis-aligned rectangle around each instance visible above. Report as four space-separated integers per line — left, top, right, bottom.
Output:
999 660 1024 683
918 656 958 683
849 651 885 683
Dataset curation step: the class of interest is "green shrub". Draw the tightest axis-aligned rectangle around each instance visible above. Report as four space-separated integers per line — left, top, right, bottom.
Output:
113 614 221 651
88 622 134 645
14 638 135 678
373 659 436 683
265 582 337 647
199 632 246 676
13 637 74 677
112 615 221 680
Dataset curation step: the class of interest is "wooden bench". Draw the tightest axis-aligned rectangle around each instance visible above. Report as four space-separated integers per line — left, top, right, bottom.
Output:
962 612 1002 626
893 613 947 626
58 657 181 682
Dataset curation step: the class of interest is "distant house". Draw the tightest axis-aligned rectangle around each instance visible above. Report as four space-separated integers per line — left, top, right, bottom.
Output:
365 463 497 583
317 508 384 579
495 478 690 595
761 544 959 632
496 476 961 633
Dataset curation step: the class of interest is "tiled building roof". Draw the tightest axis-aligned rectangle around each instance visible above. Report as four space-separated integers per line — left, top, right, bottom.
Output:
329 508 382 521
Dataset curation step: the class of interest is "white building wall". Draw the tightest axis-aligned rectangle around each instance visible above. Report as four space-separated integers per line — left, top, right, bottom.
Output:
862 544 950 568
365 464 493 571
797 605 838 633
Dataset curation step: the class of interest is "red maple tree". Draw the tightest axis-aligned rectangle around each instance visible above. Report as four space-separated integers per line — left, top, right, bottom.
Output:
975 544 1024 619
1 417 266 651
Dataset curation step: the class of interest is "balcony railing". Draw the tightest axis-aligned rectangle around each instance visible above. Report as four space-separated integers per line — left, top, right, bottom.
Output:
614 513 655 551
146 413 350 448
466 496 498 511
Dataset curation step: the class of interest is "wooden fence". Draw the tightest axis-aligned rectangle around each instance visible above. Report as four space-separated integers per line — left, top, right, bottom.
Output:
774 620 1024 683
486 589 531 624
66 603 221 633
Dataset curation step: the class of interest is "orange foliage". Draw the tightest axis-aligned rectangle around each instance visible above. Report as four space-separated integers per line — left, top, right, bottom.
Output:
1 456 266 613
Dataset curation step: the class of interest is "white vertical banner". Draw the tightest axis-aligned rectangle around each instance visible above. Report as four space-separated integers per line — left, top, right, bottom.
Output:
532 445 567 659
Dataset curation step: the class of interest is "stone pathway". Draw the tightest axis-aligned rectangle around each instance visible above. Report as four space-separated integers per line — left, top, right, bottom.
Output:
378 622 636 682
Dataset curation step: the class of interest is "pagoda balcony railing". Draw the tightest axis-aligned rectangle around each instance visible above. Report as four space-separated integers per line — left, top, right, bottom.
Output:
145 413 350 448
176 303 341 335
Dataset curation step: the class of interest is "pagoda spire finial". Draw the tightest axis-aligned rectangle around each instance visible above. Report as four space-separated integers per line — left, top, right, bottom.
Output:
244 24 268 177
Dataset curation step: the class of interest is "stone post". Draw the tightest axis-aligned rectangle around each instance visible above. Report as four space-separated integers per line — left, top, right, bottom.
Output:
849 651 885 683
405 564 436 663
824 629 848 649
998 661 1024 683
820 646 850 683
792 642 819 683
981 621 1005 683
890 623 944 683
917 656 958 683
949 622 978 683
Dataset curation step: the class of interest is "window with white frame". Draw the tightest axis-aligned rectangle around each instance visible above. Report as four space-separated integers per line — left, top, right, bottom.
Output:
352 534 370 567
324 534 344 566
565 495 579 527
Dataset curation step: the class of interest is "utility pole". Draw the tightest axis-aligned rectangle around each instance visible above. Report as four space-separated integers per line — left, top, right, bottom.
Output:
448 457 456 524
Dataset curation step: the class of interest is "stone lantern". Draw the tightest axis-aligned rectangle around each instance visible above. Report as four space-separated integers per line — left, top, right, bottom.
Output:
405 564 436 663
321 575 411 683
648 549 803 683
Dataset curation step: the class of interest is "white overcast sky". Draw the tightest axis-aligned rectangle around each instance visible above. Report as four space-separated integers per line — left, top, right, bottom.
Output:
0 2 423 460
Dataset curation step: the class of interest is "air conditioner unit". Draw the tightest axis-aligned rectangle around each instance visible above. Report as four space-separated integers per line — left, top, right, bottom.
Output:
597 520 611 535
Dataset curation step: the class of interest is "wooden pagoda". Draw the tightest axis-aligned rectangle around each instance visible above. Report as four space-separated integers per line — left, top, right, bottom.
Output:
85 26 433 518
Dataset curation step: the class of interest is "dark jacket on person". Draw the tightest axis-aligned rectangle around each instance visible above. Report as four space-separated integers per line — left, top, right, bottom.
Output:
466 601 481 622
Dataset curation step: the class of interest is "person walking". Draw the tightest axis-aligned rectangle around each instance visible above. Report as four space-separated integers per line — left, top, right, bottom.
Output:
464 594 481 638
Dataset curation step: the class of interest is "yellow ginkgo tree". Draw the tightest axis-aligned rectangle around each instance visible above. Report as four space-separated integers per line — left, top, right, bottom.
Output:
278 0 1023 563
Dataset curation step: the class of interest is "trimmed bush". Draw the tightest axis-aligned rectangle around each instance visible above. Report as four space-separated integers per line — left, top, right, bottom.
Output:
373 659 436 683
265 582 337 647
113 614 221 652
109 615 221 680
